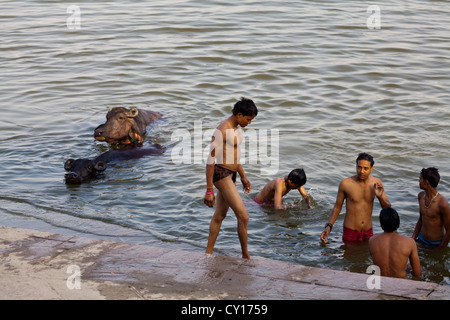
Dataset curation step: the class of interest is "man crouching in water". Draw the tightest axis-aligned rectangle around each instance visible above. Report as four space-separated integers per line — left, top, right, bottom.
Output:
204 97 258 259
321 153 391 244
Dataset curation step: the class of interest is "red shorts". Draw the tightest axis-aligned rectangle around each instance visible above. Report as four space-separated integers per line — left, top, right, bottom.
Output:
342 226 373 243
253 196 272 205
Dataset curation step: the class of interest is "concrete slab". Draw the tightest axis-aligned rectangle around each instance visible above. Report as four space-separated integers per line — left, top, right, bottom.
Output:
0 225 449 300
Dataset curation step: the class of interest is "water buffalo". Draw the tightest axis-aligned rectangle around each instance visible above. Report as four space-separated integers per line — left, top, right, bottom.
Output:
64 158 106 184
64 142 165 184
94 107 161 144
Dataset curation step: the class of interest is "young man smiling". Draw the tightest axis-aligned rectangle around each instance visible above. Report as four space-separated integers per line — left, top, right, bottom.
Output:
320 153 391 244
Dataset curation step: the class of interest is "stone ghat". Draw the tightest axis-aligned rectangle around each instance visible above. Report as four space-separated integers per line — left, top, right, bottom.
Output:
0 225 448 300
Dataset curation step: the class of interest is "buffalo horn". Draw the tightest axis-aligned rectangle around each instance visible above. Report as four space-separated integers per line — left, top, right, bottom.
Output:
94 161 107 172
128 108 139 118
64 159 74 171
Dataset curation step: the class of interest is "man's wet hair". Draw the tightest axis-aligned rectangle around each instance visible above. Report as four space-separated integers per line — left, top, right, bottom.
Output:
420 167 440 188
288 168 307 187
356 152 374 167
379 207 400 232
232 97 258 117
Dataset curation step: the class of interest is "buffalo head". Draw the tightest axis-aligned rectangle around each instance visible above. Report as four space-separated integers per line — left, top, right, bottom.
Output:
94 107 160 144
64 158 106 184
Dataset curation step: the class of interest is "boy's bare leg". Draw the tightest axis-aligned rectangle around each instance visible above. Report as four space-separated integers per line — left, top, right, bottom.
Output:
206 189 229 255
214 177 250 259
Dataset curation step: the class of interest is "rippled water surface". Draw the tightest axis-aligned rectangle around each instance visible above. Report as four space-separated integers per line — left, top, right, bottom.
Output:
1 1 449 286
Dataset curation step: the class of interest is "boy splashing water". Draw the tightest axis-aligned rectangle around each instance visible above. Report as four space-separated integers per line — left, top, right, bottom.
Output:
254 169 310 210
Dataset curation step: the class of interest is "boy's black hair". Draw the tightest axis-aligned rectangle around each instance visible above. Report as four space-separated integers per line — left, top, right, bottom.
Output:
379 207 400 232
420 167 440 188
287 168 307 187
232 97 258 117
356 152 374 167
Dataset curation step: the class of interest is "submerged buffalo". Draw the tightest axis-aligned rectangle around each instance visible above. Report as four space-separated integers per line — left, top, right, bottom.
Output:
64 142 164 184
94 107 161 144
64 158 106 184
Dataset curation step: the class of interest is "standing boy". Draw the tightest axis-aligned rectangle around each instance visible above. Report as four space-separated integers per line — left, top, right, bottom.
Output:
320 153 391 244
412 167 450 248
254 168 311 210
204 97 258 259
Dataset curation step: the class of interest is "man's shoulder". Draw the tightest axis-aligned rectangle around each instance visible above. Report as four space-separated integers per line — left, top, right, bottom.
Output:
215 121 228 131
213 122 232 137
437 194 450 214
341 176 355 184
273 178 285 188
369 233 385 247
369 233 380 243
338 177 354 192
395 232 415 245
438 193 449 204
340 176 362 188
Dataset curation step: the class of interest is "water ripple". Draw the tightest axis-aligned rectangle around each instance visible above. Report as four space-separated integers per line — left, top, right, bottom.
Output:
0 0 449 285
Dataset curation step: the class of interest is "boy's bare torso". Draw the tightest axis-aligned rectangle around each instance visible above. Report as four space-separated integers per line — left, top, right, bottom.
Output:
342 175 380 231
418 191 445 241
369 232 418 278
255 178 286 204
213 118 243 172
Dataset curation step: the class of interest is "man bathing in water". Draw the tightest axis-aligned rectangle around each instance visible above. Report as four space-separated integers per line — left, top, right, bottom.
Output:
369 207 421 278
204 97 258 259
254 168 311 210
321 153 391 244
412 167 450 248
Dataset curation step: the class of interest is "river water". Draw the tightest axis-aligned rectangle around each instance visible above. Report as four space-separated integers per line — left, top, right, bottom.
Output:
1 1 449 286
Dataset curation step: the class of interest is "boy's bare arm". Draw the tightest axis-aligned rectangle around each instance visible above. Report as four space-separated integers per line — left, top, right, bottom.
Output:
412 193 423 239
375 179 391 208
237 164 251 194
321 181 346 243
409 240 421 277
274 181 284 210
204 135 217 207
439 196 450 247
328 182 346 224
299 186 311 208
204 164 215 207
412 216 422 240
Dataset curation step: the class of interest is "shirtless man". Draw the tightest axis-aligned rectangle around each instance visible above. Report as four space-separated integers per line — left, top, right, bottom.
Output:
412 167 450 248
369 207 421 278
320 153 391 244
254 168 310 210
204 97 258 259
